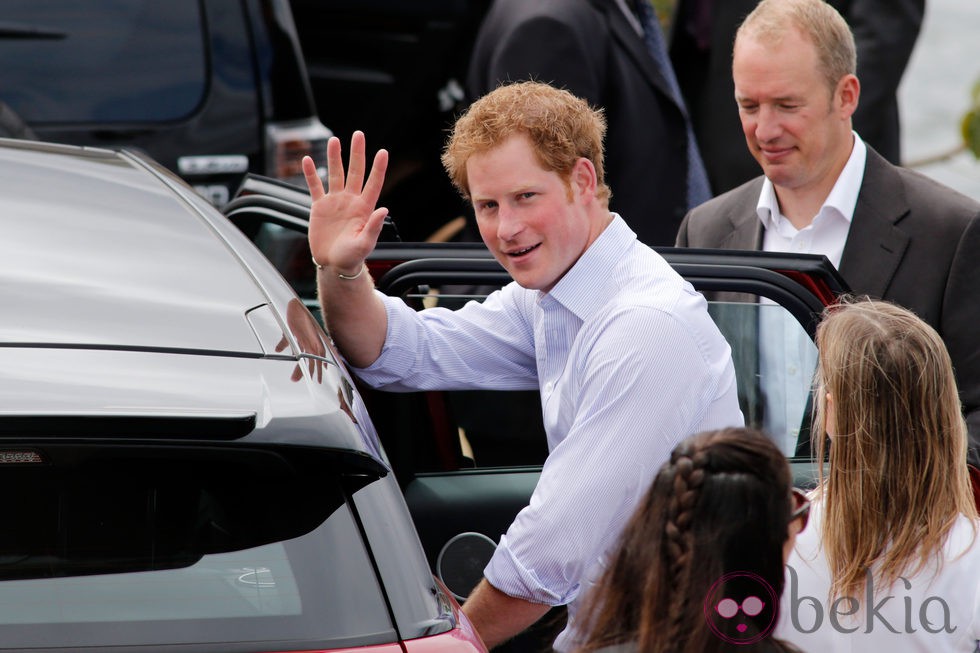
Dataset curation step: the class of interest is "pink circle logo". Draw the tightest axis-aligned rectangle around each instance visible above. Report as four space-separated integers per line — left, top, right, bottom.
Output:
703 571 778 645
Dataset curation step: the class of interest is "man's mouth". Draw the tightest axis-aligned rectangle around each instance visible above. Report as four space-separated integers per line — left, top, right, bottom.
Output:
759 145 793 161
506 243 541 257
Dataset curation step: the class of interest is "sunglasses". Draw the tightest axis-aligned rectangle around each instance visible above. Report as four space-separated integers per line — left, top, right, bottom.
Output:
790 487 811 531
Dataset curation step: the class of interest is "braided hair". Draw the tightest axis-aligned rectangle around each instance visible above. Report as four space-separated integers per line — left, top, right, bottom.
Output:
576 428 797 653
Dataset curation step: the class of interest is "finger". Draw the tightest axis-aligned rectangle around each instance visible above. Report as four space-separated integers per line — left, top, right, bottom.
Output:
274 333 288 353
362 148 389 208
291 364 302 383
302 155 325 201
346 130 366 192
326 136 345 193
316 359 323 384
363 207 391 244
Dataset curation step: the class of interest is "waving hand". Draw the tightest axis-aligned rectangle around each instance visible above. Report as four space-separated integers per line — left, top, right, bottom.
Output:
303 131 389 276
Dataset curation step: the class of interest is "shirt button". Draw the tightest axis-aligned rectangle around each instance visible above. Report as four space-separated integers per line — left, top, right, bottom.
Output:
544 382 554 393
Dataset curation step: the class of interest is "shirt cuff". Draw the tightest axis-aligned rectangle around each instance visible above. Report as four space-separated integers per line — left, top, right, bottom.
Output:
352 292 417 386
484 534 572 606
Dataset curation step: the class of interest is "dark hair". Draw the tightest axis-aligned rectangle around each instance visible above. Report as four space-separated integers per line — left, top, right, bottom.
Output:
576 428 798 653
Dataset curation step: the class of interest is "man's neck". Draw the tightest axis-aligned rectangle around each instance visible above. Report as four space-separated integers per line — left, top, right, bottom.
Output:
773 136 855 230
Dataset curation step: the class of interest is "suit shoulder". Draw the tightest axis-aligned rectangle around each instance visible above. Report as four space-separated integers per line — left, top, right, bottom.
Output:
479 0 599 29
678 178 764 247
891 165 980 219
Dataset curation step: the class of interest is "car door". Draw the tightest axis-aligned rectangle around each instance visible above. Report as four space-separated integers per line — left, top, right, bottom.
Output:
222 184 848 652
365 245 846 575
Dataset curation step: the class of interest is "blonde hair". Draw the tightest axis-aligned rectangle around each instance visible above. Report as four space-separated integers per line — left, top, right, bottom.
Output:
441 80 611 206
814 298 978 600
736 0 856 96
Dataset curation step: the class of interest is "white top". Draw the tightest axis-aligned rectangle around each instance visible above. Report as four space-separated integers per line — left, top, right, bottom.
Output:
355 215 743 650
776 500 980 652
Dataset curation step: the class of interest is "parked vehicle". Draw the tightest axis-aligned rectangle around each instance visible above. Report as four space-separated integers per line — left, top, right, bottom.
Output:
0 139 484 653
223 174 848 652
0 0 330 207
0 132 845 651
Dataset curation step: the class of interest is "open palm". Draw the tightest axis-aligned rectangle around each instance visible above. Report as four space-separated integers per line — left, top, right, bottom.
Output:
304 130 389 275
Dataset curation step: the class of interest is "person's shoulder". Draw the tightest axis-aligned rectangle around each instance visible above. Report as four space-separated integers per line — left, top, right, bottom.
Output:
482 0 599 26
693 176 765 215
677 176 765 247
865 149 980 220
768 638 807 653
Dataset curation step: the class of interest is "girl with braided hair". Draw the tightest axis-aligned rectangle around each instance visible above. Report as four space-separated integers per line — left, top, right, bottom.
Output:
776 299 980 651
576 427 807 653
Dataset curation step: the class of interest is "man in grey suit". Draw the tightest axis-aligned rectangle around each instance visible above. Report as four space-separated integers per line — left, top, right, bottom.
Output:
676 0 980 465
468 0 709 246
670 0 924 194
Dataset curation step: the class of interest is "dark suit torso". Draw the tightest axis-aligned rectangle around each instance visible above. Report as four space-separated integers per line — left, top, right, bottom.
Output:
467 0 691 246
677 148 980 464
670 0 924 193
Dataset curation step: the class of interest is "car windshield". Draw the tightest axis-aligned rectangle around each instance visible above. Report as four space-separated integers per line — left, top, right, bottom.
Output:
0 444 396 649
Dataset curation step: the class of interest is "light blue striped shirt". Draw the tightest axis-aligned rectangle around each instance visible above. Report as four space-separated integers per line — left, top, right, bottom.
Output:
355 215 743 650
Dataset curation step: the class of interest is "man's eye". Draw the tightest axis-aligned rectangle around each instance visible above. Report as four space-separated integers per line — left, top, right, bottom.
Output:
519 192 535 200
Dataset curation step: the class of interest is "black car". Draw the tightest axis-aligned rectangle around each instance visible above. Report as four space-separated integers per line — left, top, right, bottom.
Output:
223 173 847 651
0 139 485 653
0 134 843 652
0 0 330 207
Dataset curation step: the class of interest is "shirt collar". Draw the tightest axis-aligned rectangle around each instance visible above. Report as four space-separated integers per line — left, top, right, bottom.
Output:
756 132 867 229
545 214 636 320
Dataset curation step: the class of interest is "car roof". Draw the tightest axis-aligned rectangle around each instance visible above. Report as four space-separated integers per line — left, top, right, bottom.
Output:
0 139 384 462
0 139 269 354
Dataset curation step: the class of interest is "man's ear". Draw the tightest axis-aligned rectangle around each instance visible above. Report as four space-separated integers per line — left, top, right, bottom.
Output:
837 73 860 119
570 157 598 202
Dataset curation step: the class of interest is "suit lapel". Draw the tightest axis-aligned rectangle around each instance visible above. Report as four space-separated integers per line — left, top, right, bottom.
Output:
602 1 683 110
838 149 910 299
721 179 765 250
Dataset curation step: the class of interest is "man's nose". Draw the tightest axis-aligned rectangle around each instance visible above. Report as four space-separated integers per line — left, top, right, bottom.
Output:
497 204 525 240
755 105 782 142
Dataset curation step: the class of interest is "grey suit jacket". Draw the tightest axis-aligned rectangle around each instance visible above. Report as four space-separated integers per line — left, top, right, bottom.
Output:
467 0 693 246
677 148 980 465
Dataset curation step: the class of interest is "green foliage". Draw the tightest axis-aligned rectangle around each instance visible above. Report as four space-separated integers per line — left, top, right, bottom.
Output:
962 79 980 159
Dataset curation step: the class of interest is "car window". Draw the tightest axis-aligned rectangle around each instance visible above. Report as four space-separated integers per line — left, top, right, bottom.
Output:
708 298 819 458
0 446 396 649
0 1 206 123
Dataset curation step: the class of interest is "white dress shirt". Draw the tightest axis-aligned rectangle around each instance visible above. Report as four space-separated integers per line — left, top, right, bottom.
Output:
354 215 743 650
